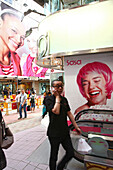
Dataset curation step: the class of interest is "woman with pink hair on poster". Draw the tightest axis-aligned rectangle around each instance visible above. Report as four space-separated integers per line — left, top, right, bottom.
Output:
75 61 113 114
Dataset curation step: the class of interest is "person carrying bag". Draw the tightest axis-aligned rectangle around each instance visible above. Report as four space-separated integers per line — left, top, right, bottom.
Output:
0 110 14 169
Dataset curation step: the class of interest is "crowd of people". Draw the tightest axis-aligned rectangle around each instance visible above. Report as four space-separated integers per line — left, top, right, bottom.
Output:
1 87 52 119
16 88 52 120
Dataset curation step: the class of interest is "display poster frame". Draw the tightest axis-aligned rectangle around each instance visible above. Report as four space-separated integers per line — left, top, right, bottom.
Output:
64 52 113 114
0 2 48 78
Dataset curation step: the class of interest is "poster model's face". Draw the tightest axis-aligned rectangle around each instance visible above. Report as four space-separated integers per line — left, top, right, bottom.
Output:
27 38 37 55
82 72 107 105
64 54 113 113
0 15 25 52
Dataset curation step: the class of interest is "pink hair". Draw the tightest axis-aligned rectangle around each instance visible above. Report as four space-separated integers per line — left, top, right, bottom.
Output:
77 62 113 99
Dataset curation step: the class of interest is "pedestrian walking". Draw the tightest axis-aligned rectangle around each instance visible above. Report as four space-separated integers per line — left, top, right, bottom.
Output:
42 91 47 118
30 91 36 112
44 79 81 170
18 89 27 119
3 88 8 98
15 91 21 113
0 110 7 169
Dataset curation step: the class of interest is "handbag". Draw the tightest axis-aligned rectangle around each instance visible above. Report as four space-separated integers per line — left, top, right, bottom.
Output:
0 117 14 149
0 147 7 169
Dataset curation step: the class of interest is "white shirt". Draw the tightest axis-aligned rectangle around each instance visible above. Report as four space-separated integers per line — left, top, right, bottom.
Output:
15 94 21 102
20 92 27 105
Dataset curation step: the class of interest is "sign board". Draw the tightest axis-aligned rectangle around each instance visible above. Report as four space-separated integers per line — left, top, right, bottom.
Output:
0 2 48 77
38 0 113 58
64 52 113 114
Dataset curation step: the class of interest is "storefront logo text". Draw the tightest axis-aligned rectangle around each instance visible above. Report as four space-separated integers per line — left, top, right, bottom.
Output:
67 60 81 66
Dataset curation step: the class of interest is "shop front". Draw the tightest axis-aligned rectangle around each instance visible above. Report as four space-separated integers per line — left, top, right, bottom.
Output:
37 0 113 169
37 0 113 112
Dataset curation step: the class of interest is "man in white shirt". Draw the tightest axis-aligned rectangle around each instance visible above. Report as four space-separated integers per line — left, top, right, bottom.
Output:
18 89 27 119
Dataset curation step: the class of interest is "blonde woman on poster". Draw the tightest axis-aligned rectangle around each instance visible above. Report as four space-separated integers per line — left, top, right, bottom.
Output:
75 61 113 114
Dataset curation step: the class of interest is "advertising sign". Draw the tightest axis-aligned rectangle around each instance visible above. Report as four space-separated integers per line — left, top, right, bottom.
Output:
0 2 48 77
64 52 113 114
38 0 113 59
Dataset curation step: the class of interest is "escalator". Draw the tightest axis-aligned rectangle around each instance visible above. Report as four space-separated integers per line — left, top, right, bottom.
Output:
69 109 113 168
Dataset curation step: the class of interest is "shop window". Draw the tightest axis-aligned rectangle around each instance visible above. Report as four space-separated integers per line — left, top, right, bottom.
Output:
4 0 12 5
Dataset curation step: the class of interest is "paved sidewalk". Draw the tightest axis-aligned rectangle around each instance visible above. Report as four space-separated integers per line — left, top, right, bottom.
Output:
3 107 43 133
4 125 48 170
2 107 50 170
3 107 43 125
2 107 84 170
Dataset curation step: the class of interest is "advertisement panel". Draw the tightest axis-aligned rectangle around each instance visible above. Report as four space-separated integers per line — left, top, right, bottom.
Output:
38 0 113 59
64 52 113 114
0 2 48 77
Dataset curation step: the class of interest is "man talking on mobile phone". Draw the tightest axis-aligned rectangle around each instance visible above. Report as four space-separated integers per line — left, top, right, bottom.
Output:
44 79 81 170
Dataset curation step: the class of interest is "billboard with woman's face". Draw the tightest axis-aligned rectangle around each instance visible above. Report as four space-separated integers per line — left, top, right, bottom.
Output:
0 2 48 77
64 52 113 114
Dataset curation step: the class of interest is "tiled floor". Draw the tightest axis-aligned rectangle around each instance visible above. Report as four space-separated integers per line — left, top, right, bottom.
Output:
4 125 48 170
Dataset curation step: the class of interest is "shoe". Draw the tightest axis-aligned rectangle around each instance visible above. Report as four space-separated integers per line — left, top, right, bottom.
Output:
57 165 63 170
23 117 27 119
18 117 22 120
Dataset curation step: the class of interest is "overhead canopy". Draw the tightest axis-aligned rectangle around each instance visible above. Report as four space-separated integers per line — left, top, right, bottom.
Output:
33 0 44 6
37 0 113 70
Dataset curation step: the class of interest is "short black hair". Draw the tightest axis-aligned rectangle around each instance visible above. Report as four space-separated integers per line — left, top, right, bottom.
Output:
51 79 63 87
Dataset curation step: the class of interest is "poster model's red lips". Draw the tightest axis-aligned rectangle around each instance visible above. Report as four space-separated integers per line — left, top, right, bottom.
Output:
89 91 100 97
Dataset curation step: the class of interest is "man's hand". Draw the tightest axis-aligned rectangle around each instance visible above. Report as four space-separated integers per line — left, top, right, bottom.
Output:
76 127 81 135
52 88 59 97
71 127 81 135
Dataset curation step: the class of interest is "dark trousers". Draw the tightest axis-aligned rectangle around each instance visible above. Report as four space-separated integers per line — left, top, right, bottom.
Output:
19 104 27 118
48 134 74 170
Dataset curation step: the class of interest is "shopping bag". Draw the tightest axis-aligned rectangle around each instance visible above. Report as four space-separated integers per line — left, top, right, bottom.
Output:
77 138 92 154
41 115 49 128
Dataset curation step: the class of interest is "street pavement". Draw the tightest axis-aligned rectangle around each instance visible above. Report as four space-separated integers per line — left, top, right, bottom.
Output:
2 106 84 170
3 107 43 134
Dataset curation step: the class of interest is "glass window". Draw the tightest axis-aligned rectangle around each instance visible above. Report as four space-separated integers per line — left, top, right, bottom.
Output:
4 0 12 5
44 0 98 14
